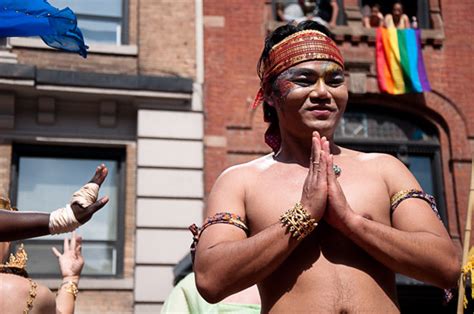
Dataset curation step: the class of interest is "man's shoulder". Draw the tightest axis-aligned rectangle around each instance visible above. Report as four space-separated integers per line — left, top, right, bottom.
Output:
220 154 275 178
340 148 406 174
0 274 55 311
340 148 398 163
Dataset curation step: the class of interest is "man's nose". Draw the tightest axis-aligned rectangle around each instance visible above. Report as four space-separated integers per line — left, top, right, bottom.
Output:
309 79 330 99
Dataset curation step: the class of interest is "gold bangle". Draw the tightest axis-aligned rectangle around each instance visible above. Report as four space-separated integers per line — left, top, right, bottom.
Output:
280 203 317 240
58 281 79 300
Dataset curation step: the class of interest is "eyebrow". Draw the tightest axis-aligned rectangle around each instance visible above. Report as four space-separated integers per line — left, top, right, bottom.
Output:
286 66 344 77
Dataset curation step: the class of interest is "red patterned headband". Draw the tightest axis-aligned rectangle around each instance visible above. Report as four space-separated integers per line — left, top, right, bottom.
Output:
252 29 344 109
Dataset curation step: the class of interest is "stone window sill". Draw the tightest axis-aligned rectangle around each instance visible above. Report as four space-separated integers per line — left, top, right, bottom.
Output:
9 37 138 56
39 278 134 291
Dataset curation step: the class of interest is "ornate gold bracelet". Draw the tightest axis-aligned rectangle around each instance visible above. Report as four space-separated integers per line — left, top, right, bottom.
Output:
280 203 317 240
58 281 79 300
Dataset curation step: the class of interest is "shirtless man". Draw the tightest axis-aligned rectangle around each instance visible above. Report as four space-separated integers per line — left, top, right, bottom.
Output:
194 21 460 313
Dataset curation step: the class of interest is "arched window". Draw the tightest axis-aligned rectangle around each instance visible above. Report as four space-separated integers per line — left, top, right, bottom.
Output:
335 106 445 221
335 106 450 311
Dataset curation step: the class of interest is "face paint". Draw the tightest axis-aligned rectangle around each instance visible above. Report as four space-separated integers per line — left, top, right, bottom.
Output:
271 68 301 105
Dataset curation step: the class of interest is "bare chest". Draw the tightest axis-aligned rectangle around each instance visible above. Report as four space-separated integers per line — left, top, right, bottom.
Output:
245 162 391 233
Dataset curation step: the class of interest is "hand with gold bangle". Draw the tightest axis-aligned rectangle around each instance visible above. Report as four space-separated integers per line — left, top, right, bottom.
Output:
52 232 83 313
280 133 332 240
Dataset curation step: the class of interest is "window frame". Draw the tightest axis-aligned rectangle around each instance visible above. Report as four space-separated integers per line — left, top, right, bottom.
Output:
10 143 126 278
335 107 447 226
48 0 129 46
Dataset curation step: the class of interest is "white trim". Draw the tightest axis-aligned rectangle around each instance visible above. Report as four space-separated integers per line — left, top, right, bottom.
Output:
192 0 204 111
40 278 134 290
36 84 192 99
9 37 138 56
34 137 135 146
0 78 34 86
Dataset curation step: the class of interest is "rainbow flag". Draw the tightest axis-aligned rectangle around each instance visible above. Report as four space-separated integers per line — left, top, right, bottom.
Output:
376 28 430 94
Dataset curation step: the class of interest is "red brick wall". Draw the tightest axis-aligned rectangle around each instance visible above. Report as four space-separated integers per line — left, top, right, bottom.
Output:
203 0 474 245
203 0 269 194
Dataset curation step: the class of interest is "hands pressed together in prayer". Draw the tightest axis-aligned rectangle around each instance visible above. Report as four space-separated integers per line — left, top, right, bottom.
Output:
299 131 354 230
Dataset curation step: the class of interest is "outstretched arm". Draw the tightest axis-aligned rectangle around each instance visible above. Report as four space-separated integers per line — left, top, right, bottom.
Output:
195 133 330 303
0 165 109 241
53 232 84 314
325 154 460 288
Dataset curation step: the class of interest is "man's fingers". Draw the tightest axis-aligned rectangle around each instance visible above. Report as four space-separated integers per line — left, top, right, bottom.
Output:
327 153 336 186
89 164 108 187
88 196 109 215
317 148 328 186
70 232 76 250
64 237 69 251
311 132 322 175
52 247 61 257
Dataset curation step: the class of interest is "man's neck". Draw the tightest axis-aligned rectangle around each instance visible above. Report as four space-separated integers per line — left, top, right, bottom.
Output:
275 131 339 166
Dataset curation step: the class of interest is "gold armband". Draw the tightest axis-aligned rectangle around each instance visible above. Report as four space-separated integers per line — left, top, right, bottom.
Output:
58 281 79 300
280 203 317 240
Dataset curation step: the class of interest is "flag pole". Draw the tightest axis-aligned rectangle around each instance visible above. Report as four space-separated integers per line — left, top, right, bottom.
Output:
457 156 474 313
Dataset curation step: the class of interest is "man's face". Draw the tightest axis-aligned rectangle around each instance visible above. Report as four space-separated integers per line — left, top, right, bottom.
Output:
393 4 402 16
269 60 348 137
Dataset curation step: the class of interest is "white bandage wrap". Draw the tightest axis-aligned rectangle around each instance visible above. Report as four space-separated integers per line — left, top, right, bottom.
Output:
70 182 99 208
48 182 100 234
49 204 81 234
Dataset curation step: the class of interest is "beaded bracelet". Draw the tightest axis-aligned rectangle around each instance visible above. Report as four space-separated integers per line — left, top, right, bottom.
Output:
280 203 317 240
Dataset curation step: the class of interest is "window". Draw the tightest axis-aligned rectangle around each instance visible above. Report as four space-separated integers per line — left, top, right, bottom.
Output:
360 0 431 29
335 106 448 309
48 0 127 45
335 106 445 221
11 144 125 277
272 0 346 26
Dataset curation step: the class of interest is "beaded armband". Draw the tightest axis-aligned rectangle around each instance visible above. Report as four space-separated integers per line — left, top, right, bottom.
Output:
280 203 317 240
390 189 441 220
189 212 249 262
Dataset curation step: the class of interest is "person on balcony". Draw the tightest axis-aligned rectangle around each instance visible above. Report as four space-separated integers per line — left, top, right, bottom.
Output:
309 0 339 28
276 0 306 23
363 4 384 28
384 1 410 29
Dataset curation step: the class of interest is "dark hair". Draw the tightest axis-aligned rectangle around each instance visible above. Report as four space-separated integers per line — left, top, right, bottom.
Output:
257 21 334 124
257 20 333 81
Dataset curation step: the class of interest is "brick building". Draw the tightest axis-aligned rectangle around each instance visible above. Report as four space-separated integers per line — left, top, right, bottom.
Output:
0 0 472 312
203 0 473 311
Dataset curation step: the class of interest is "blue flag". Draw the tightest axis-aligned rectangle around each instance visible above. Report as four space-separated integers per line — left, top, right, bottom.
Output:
0 0 88 57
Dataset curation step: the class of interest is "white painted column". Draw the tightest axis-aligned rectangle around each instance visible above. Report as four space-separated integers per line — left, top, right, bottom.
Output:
134 109 204 313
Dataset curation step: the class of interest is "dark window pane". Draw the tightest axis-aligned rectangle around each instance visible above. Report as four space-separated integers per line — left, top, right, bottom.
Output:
17 157 119 242
18 241 117 276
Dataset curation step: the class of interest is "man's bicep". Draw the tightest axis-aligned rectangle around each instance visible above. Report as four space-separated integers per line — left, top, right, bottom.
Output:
391 198 449 237
198 167 248 249
382 155 449 237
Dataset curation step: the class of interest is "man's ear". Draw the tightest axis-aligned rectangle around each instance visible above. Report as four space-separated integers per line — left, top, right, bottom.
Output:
263 85 275 107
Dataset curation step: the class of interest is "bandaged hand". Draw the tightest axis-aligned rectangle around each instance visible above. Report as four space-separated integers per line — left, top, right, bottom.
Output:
49 164 109 235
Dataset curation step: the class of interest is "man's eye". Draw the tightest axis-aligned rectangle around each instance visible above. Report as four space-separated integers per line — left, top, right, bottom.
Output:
292 77 312 86
326 75 344 86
